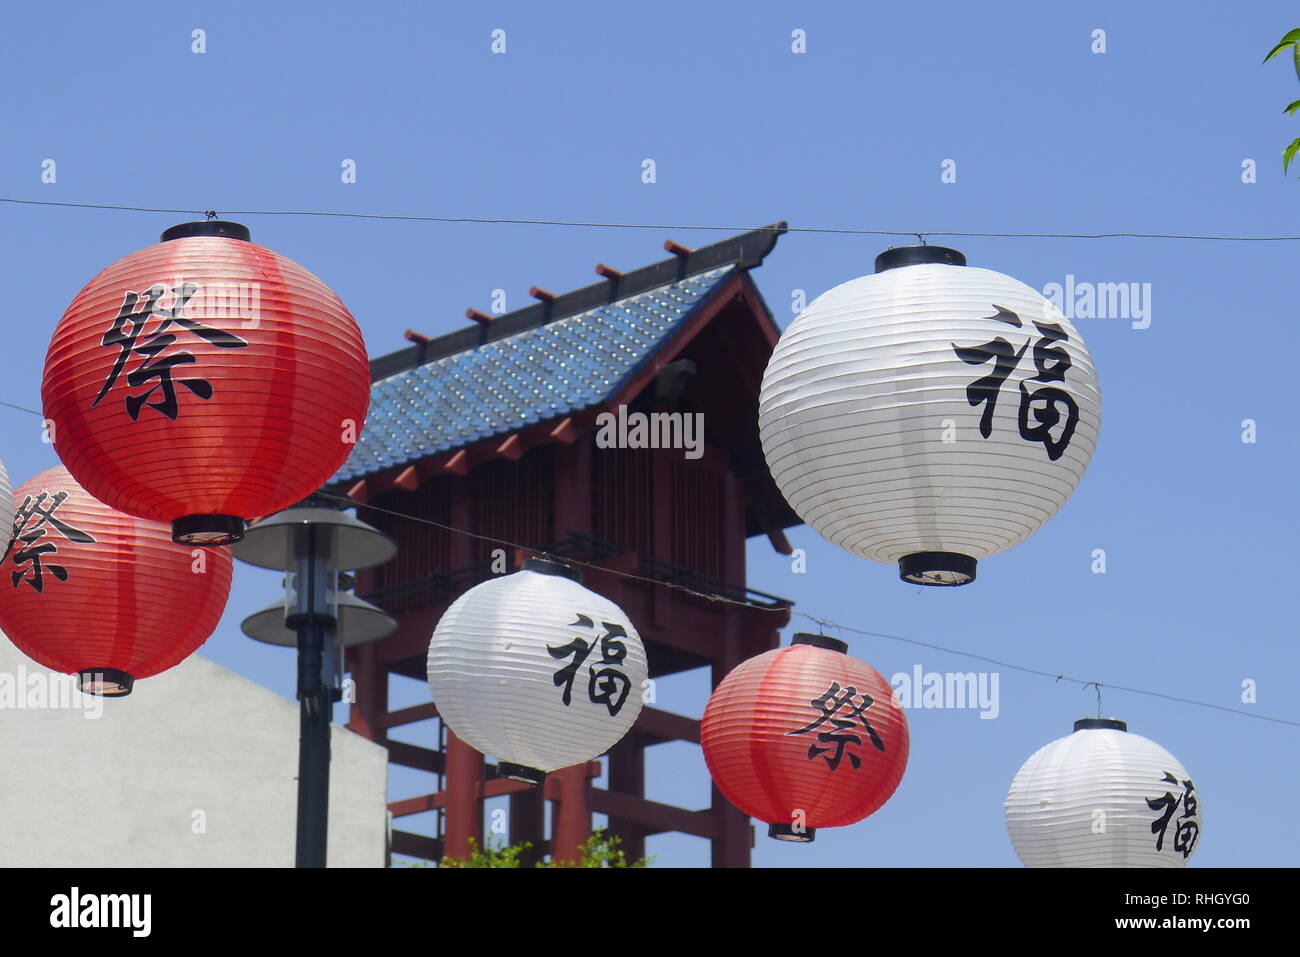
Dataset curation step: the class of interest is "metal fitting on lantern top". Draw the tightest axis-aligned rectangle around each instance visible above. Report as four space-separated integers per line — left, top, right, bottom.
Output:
521 556 582 583
1074 717 1128 732
160 220 251 243
873 245 966 272
791 633 848 654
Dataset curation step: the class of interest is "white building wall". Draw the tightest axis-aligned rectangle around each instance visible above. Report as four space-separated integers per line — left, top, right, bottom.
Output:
0 633 389 867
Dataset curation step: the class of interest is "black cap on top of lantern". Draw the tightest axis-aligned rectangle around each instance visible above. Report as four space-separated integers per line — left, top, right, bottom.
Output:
521 556 582 583
1074 717 1128 732
160 220 252 243
874 245 966 272
791 633 848 654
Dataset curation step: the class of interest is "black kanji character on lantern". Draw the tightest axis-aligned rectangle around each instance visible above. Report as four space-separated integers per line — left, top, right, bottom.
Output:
787 681 886 771
547 614 633 716
1016 320 1080 461
952 306 1081 461
1 491 97 593
1172 779 1200 858
93 282 249 421
587 622 632 716
953 306 1028 439
1146 771 1199 858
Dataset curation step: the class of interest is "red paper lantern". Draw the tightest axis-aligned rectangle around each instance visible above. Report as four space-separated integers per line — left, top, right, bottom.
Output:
0 465 233 695
701 634 909 842
42 220 370 546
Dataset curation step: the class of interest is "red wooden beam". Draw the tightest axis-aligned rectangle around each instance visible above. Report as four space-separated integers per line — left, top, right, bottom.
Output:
379 701 439 730
589 789 720 840
404 329 432 345
394 465 419 492
345 479 370 504
496 434 525 460
391 831 443 861
664 239 693 257
442 449 470 476
467 308 494 324
482 777 536 800
529 286 556 303
595 263 623 280
549 416 579 444
765 526 794 556
387 740 446 775
636 706 701 744
389 792 446 817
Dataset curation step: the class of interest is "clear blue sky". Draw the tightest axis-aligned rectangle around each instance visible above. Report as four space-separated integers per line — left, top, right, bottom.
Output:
1 1 1296 867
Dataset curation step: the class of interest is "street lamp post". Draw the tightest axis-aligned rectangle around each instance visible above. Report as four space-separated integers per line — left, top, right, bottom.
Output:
233 499 396 868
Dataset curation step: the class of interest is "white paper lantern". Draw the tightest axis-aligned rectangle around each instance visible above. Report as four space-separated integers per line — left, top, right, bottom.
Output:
426 558 647 783
759 246 1101 585
0 460 12 547
1005 718 1202 868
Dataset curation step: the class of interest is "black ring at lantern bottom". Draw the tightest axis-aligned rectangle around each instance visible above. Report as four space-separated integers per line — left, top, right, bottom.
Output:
769 823 816 843
78 668 134 697
899 551 977 586
497 762 546 786
172 515 245 546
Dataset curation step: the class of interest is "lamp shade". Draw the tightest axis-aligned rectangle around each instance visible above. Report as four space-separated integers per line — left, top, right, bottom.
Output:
426 559 647 783
1004 718 1202 867
701 634 909 842
0 465 233 695
42 221 370 546
758 246 1101 585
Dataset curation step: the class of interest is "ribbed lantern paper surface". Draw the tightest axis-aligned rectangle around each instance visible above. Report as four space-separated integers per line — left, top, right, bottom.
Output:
426 561 647 781
0 466 233 695
0 459 14 556
42 224 370 545
1005 719 1202 868
701 635 909 841
759 247 1101 585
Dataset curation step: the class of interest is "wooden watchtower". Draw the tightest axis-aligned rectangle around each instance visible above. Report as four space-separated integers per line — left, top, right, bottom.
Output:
333 223 799 867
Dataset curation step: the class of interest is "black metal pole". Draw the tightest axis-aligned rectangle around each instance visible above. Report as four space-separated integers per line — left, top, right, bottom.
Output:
295 619 331 868
291 524 334 869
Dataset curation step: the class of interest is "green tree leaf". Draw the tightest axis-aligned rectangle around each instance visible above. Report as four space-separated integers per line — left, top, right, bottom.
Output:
1283 137 1300 174
1285 99 1300 116
1262 28 1300 63
434 828 653 868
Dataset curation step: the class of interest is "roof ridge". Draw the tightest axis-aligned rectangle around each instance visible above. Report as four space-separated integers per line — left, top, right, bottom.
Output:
368 221 787 381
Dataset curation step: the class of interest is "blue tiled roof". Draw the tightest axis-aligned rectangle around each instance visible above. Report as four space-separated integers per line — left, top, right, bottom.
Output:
333 265 737 485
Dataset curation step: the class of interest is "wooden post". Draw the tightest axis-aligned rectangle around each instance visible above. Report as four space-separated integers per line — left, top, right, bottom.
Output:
607 732 647 860
442 730 484 860
550 765 592 863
